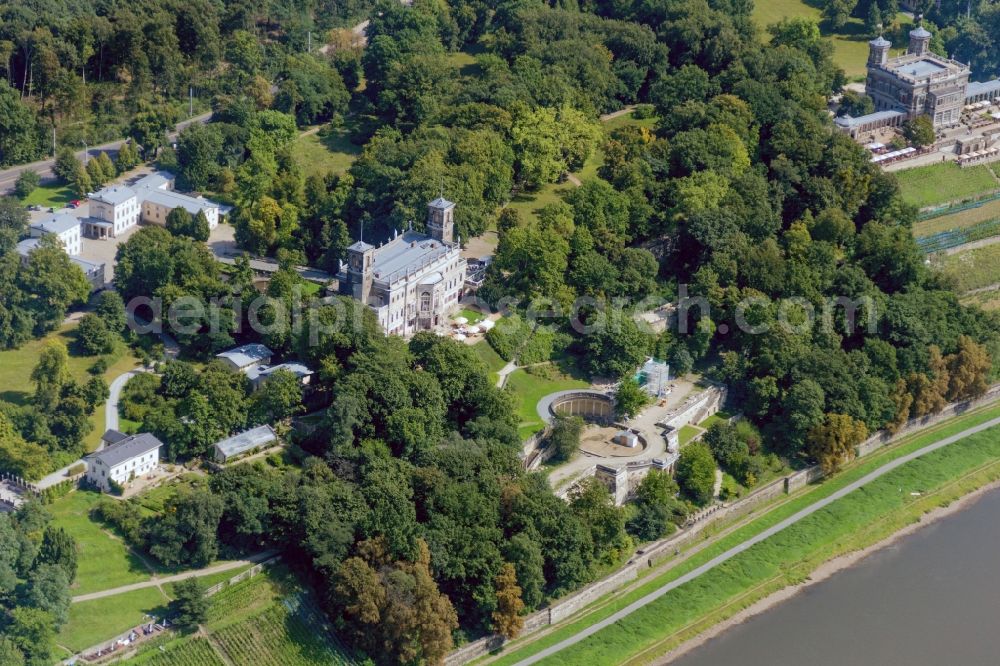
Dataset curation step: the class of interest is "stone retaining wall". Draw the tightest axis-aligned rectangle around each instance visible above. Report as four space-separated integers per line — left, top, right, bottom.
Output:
856 384 1000 458
659 385 727 431
445 385 1000 666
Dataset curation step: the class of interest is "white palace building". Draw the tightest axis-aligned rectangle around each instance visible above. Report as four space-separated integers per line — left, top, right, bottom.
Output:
836 23 1000 139
337 198 467 337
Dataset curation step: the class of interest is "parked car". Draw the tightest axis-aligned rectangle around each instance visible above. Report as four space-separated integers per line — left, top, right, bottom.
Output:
70 199 82 207
27 204 41 211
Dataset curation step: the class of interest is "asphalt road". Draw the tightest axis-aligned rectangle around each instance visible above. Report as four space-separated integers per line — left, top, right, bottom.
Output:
512 413 1000 666
0 111 212 193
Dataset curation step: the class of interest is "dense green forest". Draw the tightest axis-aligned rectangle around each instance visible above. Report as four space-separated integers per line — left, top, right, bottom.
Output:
2 0 1000 663
0 0 375 165
0 502 78 666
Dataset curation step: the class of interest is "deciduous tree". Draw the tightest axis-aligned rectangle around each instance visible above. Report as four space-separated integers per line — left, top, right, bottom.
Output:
808 412 868 474
492 562 525 639
676 441 716 505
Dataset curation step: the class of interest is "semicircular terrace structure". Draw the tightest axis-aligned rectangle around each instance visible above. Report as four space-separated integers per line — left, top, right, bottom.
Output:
537 390 615 425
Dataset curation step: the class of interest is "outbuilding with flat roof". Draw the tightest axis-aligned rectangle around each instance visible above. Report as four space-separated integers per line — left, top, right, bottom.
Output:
216 344 274 372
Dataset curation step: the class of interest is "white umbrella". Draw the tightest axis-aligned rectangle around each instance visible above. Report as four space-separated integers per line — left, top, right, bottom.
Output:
454 316 469 325
468 325 481 334
454 333 467 341
480 319 496 330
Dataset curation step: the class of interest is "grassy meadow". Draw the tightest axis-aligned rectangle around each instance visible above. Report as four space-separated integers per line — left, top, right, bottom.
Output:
48 490 153 595
58 587 170 653
0 322 141 456
913 197 1000 237
930 242 1000 293
20 181 75 208
895 162 998 209
505 366 589 440
752 0 871 79
291 126 362 178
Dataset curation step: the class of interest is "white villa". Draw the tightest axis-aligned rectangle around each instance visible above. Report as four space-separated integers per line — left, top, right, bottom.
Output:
28 213 81 256
337 198 467 337
84 172 220 239
85 430 163 492
16 213 106 291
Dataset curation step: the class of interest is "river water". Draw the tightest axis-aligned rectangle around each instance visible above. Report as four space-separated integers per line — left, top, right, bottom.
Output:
669 486 1000 666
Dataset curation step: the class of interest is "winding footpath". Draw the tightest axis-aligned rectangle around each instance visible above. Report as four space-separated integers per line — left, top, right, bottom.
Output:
36 314 179 490
512 413 1000 666
71 550 278 603
106 370 145 432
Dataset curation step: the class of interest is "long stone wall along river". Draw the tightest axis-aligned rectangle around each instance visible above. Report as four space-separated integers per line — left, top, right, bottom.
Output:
668 486 1000 666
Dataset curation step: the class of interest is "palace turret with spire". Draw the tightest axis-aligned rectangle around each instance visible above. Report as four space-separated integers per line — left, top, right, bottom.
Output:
836 17 997 139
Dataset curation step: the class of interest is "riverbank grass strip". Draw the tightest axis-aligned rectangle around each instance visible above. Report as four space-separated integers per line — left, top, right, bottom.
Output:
507 418 1000 665
486 402 1000 665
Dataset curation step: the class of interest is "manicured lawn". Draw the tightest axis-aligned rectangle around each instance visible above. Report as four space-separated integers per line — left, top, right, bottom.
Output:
292 126 361 178
930 242 1000 293
300 280 322 296
473 340 507 379
752 0 873 79
895 162 998 209
505 367 589 440
21 181 75 208
489 402 1000 666
58 586 170 653
913 197 1000 237
698 409 733 430
48 490 153 595
678 424 702 446
0 323 141 457
453 307 485 324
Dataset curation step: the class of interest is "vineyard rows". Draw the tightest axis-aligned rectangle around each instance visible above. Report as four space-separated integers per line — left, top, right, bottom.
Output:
128 637 225 666
213 604 355 666
205 573 281 628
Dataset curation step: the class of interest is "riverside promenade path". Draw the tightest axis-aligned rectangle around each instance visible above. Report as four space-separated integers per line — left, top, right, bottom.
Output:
513 413 1000 666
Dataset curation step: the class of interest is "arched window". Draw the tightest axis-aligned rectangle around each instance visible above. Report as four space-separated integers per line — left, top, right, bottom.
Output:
420 293 431 312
